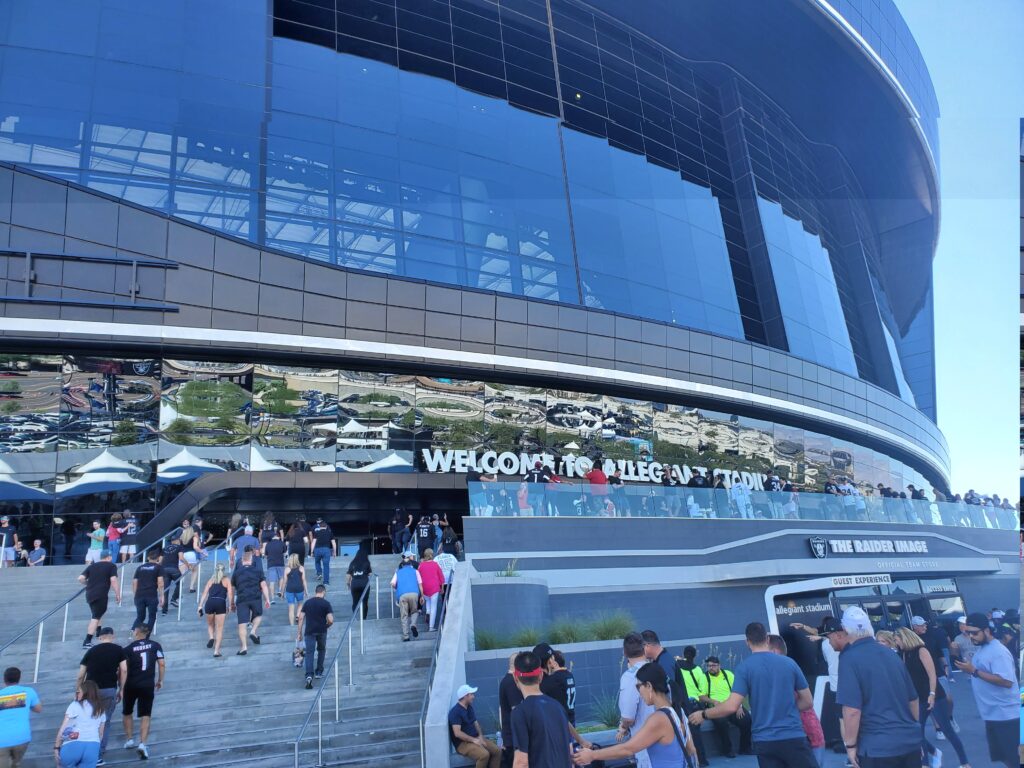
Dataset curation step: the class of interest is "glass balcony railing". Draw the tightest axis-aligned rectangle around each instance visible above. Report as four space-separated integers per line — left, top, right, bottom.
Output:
466 481 1019 530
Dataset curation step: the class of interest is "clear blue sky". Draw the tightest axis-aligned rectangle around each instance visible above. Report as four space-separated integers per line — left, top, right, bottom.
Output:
896 0 1022 499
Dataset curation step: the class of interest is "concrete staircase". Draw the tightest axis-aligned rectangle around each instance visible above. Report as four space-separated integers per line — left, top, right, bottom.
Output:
0 555 432 768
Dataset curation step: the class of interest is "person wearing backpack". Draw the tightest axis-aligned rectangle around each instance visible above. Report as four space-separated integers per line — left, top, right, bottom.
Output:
699 656 752 758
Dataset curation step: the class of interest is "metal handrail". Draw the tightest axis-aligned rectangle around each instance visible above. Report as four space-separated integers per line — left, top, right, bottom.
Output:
418 572 454 768
0 525 182 681
0 533 6 568
292 574 376 768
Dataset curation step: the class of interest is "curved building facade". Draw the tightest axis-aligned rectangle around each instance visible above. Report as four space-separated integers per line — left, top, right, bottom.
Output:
0 0 951 545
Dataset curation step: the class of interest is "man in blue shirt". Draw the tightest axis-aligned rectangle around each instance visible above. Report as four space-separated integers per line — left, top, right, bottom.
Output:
448 683 500 768
0 666 42 767
954 612 1019 768
689 622 815 768
835 606 920 768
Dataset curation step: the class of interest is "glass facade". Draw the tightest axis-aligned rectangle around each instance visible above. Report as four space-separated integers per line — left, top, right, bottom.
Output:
0 352 968 563
0 0 937 415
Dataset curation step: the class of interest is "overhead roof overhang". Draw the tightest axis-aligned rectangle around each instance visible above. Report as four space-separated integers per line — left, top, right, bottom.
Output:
580 0 940 333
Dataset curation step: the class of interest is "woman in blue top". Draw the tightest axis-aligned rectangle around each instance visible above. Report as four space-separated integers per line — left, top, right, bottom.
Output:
575 663 697 768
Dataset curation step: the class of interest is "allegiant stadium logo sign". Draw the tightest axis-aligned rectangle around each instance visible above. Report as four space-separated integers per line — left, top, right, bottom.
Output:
420 448 770 489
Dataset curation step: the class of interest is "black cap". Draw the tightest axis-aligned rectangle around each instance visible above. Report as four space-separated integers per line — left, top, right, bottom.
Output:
533 642 554 665
818 617 844 636
965 612 990 631
97 626 115 637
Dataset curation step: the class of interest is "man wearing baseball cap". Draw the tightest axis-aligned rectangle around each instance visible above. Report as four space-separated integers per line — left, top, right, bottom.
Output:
310 516 335 586
954 612 1018 768
950 616 975 675
835 606 920 768
448 683 499 768
911 615 950 682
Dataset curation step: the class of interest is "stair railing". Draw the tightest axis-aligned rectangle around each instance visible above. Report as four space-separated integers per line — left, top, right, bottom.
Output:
418 571 454 768
0 526 182 682
292 574 376 768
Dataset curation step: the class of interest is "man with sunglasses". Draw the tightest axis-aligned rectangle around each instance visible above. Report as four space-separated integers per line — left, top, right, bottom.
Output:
953 612 1018 768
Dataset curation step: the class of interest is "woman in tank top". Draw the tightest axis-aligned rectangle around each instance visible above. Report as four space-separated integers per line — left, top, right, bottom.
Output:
199 564 233 657
894 627 971 768
283 553 308 626
575 663 697 768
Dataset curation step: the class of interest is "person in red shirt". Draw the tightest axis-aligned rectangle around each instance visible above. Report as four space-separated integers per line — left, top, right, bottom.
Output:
584 462 608 514
418 550 446 631
768 634 825 767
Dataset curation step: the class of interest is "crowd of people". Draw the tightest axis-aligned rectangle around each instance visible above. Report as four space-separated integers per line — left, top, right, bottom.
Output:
451 608 1021 768
460 463 1018 529
0 510 411 767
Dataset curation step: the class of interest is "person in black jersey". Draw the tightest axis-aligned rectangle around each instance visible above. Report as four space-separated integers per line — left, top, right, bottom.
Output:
159 536 184 615
286 521 308 566
77 626 126 761
415 516 435 559
345 541 373 619
230 546 270 655
77 550 121 649
132 549 164 632
198 564 232 657
539 649 577 726
310 517 336 586
119 510 139 563
510 650 571 768
259 511 279 547
121 625 164 760
263 535 287 601
497 653 524 768
297 585 334 688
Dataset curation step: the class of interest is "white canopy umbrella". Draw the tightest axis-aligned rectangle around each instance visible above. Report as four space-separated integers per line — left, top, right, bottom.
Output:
157 447 226 484
339 419 367 434
57 472 147 498
0 476 50 502
248 446 290 472
338 453 413 473
310 422 338 434
73 449 141 475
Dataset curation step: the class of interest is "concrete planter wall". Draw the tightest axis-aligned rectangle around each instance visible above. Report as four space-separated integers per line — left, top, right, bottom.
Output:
470 574 552 642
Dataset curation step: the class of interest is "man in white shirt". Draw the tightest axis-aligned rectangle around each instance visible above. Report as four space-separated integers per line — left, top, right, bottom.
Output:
616 633 655 768
729 480 754 519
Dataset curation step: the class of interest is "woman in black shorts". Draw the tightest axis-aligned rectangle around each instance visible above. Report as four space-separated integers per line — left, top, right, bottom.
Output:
198 564 232 657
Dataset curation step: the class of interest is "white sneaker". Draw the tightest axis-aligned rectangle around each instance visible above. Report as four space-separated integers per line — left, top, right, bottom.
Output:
123 739 136 749
930 748 942 768
936 731 946 740
138 743 149 760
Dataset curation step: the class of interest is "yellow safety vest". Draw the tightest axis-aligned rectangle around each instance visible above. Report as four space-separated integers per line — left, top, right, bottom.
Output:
706 670 735 703
679 665 708 699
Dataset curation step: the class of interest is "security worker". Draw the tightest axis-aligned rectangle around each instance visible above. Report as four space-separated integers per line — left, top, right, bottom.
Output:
699 655 752 758
674 645 710 767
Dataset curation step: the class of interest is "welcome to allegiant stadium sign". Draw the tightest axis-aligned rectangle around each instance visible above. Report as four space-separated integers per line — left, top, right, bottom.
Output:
421 449 769 490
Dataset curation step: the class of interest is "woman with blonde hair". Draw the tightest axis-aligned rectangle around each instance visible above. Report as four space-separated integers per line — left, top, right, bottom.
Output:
894 626 970 768
54 680 106 767
198 563 232 657
875 629 897 650
283 553 307 626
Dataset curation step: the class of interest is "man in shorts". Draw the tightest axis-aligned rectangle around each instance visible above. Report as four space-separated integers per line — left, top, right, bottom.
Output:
0 515 18 566
0 666 42 768
119 510 139 563
122 626 165 760
230 545 271 655
77 550 120 649
85 520 105 564
77 626 126 761
263 534 286 602
159 536 184 615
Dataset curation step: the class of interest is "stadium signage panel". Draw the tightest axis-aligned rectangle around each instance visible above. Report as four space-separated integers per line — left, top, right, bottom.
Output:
421 448 767 489
826 539 929 555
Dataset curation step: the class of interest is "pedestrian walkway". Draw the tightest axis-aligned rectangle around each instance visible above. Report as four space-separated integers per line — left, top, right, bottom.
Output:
0 555 430 767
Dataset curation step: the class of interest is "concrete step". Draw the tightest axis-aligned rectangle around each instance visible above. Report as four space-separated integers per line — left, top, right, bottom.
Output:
6 554 431 768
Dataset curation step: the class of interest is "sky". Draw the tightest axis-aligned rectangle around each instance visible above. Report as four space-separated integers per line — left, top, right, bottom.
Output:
895 0 1022 499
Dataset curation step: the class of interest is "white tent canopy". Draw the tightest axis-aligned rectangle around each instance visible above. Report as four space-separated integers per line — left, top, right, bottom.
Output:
73 449 141 475
57 472 147 498
248 447 290 472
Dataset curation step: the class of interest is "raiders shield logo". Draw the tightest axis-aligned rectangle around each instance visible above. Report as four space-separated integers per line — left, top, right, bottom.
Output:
808 536 828 559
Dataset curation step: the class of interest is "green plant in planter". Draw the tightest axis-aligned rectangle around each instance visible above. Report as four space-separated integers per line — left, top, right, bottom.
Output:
548 618 584 645
475 628 502 651
510 627 541 647
589 612 634 641
497 558 519 577
589 692 623 729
